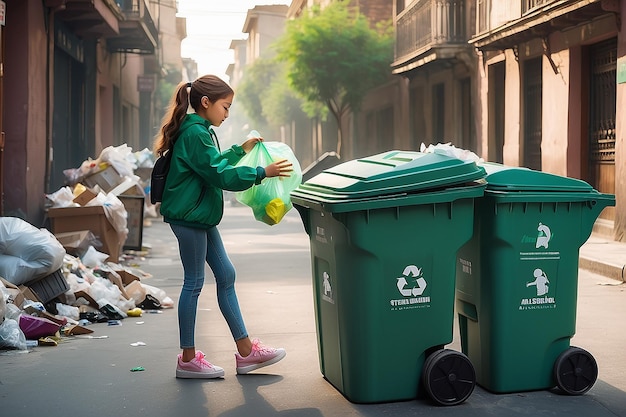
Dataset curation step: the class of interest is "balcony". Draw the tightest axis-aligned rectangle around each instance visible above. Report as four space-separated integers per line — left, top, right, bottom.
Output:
48 0 122 38
392 0 471 75
107 0 158 54
472 0 619 51
522 0 552 14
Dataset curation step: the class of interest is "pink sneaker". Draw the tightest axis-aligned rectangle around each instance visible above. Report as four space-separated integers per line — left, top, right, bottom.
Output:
176 351 225 379
235 339 286 374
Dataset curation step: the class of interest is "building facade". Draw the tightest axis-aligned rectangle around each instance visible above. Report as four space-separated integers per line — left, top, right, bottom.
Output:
391 0 623 241
0 0 186 225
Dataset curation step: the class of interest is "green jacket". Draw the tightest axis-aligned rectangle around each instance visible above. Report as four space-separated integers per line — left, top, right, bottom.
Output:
160 113 262 228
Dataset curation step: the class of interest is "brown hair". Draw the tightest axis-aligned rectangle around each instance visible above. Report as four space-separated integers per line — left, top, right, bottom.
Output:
153 75 234 156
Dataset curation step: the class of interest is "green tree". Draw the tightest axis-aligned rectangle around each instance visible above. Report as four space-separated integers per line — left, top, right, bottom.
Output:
154 66 182 129
263 64 306 127
275 0 394 155
237 57 306 134
237 58 276 129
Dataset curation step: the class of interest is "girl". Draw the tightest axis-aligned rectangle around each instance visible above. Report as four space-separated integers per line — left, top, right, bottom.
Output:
154 75 292 379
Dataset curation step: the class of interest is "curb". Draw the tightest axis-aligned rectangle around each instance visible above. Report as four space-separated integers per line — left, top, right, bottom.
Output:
579 256 625 282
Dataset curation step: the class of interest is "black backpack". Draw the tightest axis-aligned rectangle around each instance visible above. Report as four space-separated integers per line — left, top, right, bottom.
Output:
150 148 173 204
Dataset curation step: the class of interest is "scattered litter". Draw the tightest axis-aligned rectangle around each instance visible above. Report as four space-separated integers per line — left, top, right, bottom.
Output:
597 281 624 287
63 325 94 336
76 335 109 339
136 321 145 325
130 341 146 347
130 366 145 372
0 146 176 355
0 349 30 356
137 294 162 310
38 336 59 346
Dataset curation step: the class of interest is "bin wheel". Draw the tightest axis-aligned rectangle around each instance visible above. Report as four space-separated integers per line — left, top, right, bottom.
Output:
422 349 476 406
553 346 598 395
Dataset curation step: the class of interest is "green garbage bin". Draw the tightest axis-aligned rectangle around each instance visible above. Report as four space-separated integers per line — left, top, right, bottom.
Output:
291 150 486 405
455 163 616 395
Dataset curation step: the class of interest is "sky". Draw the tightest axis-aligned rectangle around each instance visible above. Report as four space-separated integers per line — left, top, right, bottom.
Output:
177 0 291 80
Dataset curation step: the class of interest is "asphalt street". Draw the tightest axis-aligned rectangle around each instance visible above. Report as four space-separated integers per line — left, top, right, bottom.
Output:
1 204 625 417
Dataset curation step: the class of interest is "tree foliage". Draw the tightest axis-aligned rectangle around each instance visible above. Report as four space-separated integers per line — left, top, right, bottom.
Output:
155 66 182 125
262 64 305 127
237 58 305 130
237 58 276 128
275 0 394 154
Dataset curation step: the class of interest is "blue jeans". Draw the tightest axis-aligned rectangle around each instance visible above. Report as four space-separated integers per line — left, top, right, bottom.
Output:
170 224 248 349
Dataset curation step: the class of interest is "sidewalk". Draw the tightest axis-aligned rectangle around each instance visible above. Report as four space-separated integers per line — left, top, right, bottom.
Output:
580 234 626 282
1 207 625 417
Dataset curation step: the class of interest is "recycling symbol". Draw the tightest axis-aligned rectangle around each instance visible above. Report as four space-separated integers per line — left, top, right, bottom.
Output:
397 265 427 297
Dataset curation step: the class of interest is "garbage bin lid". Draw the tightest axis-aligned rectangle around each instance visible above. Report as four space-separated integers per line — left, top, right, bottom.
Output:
295 150 486 199
482 163 594 192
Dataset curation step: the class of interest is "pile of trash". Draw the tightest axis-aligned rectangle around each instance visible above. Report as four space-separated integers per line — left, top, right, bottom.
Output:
0 216 173 350
0 145 171 351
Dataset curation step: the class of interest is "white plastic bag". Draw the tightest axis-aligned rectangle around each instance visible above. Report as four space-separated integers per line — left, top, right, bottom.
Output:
45 186 78 208
56 303 80 320
86 192 128 247
420 142 483 163
97 144 137 178
81 246 110 268
0 217 66 285
0 318 27 350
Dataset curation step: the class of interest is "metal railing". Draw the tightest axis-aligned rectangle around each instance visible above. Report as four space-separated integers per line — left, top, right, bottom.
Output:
395 0 467 59
477 0 559 34
522 0 553 14
112 0 159 53
115 0 158 37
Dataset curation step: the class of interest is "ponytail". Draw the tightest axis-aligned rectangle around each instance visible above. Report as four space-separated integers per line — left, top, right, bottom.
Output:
153 81 191 156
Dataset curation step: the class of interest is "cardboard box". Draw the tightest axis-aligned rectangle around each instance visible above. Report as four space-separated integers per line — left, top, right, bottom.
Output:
48 206 121 262
134 167 153 182
39 311 68 326
120 183 145 196
72 187 97 206
64 324 94 335
55 230 92 257
104 270 130 300
19 285 42 305
124 280 146 306
0 277 51 307
83 165 124 193
75 290 99 309
107 266 141 286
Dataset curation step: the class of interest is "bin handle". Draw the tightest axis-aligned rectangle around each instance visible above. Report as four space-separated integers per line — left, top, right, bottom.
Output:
456 299 478 322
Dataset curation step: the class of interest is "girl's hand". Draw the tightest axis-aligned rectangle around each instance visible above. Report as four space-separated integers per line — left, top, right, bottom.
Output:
265 159 293 178
242 136 263 153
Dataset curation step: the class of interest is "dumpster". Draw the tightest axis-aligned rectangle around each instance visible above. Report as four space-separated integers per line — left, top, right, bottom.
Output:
455 163 616 395
291 150 486 405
